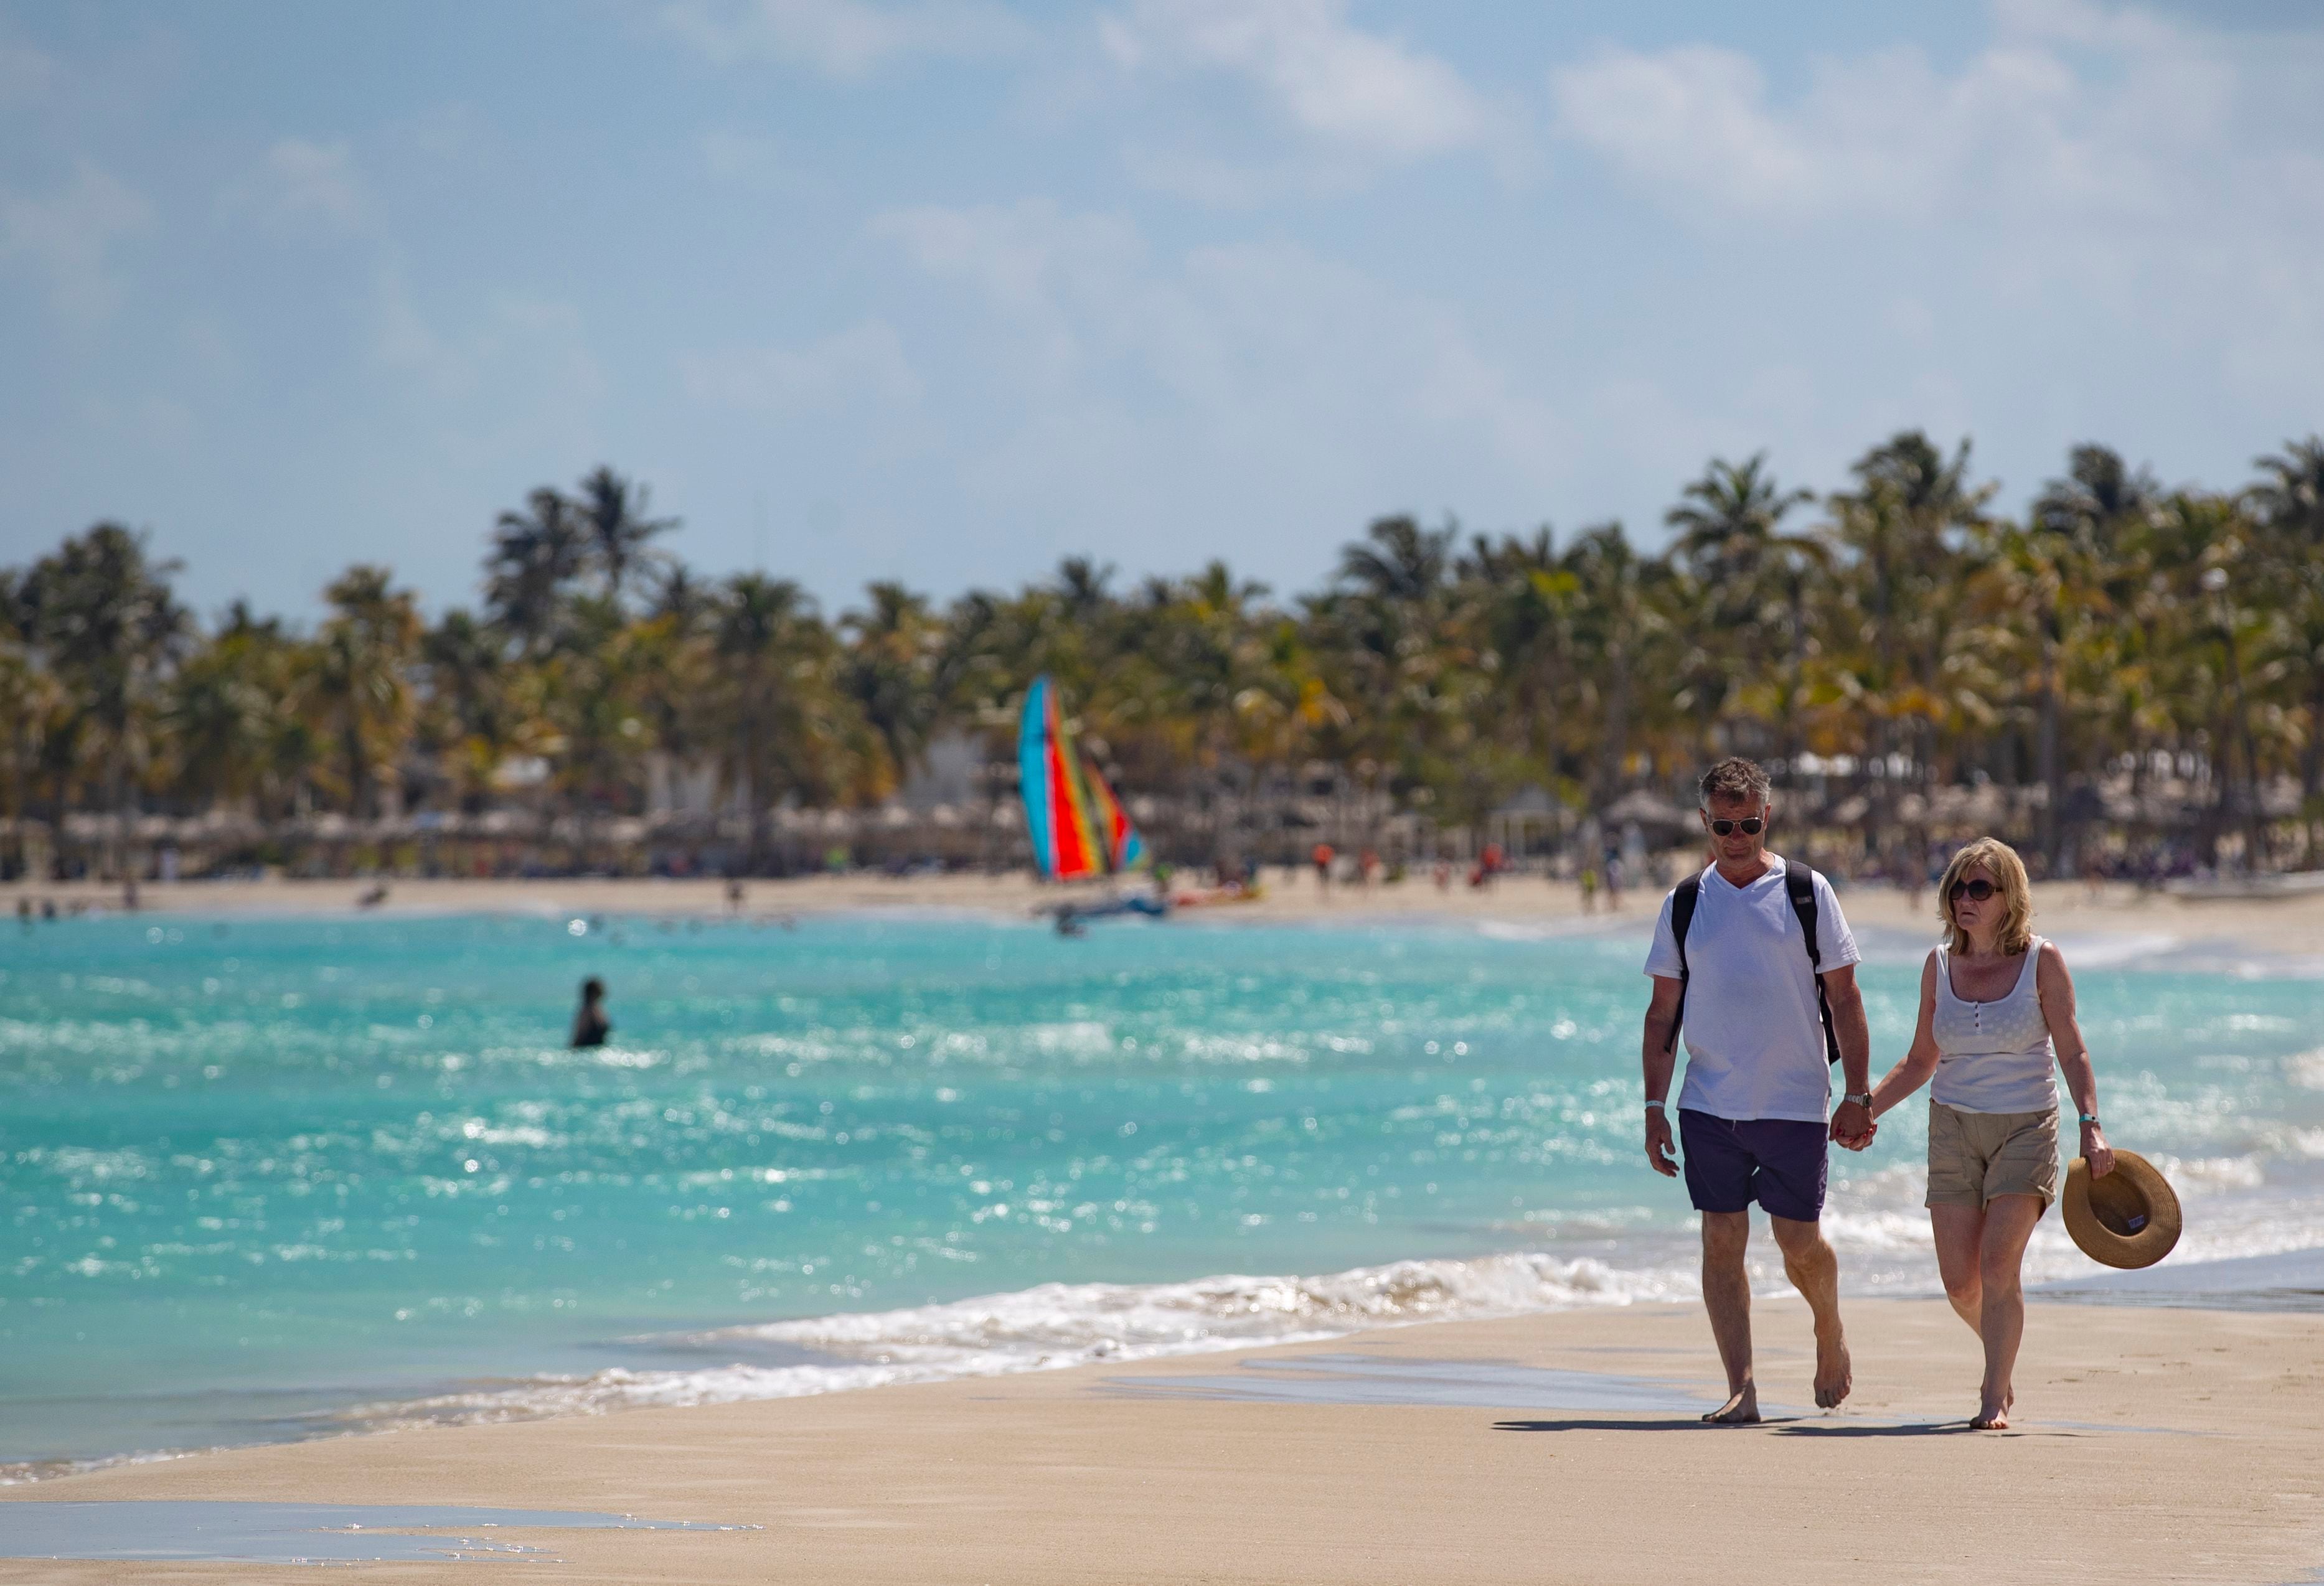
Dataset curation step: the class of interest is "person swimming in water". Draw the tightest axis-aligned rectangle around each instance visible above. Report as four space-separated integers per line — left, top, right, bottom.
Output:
570 977 611 1048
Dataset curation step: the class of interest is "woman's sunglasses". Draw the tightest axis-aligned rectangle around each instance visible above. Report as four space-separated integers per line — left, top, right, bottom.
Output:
1706 817 1764 837
1947 879 1997 902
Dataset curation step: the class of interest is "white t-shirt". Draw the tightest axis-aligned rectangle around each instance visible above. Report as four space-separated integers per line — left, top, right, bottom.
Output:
1642 854 1860 1123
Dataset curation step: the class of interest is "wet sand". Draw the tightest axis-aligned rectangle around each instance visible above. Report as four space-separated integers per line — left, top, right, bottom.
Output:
7 870 2323 957
8 872 2320 1580
3 1297 2318 1584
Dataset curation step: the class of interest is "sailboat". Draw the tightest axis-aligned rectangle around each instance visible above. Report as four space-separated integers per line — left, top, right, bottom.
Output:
1017 677 1164 926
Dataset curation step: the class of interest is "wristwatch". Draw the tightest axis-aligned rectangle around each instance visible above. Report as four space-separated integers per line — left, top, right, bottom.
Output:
2078 1113 2101 1127
1843 1092 1873 1109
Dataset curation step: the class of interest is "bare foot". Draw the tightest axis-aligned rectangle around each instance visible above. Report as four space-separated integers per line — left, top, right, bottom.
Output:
1813 1332 1852 1409
1702 1386 1761 1424
1970 1400 2010 1430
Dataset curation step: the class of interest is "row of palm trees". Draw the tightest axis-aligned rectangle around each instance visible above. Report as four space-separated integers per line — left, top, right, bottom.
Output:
4 434 2322 879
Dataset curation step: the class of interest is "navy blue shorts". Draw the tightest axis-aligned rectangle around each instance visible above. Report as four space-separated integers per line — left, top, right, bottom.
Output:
1677 1108 1828 1222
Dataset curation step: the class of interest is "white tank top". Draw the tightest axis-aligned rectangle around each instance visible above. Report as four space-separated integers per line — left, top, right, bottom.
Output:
1931 937 2058 1114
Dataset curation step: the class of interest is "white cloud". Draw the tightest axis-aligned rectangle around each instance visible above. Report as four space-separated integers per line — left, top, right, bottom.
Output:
0 161 153 322
679 321 923 412
1545 0 2324 408
875 199 1569 539
1101 0 1485 161
1549 1 2288 227
244 138 372 233
657 0 1032 77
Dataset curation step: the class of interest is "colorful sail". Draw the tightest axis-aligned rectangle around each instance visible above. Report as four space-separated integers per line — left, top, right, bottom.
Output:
1018 676 1144 881
1083 757 1144 872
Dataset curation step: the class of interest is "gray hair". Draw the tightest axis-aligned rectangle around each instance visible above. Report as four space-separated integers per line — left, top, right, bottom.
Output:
1698 756 1771 809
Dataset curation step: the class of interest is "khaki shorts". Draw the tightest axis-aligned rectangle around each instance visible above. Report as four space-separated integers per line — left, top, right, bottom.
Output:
1926 1102 2059 1209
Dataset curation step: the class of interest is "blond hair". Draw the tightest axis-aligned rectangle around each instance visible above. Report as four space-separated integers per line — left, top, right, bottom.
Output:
1937 837 2034 955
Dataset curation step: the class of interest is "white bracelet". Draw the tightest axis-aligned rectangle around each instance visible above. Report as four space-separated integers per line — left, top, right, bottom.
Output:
1644 1100 1666 1112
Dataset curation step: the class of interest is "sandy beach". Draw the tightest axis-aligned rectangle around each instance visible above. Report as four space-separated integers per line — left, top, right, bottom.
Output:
10 868 2324 957
2 1295 2318 1584
7 873 2322 1582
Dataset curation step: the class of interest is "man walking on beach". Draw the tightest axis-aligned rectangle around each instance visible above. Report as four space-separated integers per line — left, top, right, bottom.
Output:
1640 758 1873 1421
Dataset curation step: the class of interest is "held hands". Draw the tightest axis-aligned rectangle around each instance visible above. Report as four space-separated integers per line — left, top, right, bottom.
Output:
1644 1107 1679 1177
2082 1122 2115 1177
1829 1100 1876 1152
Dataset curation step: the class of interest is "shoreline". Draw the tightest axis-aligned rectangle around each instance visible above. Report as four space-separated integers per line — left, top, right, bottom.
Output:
11 876 2323 1579
10 870 2324 957
4 1296 2320 1583
8 1240 2319 1493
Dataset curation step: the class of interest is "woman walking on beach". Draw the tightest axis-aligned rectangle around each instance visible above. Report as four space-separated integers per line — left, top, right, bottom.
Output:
1860 837 2115 1429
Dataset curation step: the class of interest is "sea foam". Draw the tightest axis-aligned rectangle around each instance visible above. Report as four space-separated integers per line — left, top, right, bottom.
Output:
319 1251 1691 1433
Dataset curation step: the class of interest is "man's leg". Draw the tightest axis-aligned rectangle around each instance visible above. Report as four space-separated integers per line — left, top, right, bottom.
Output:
1929 1203 1986 1332
1699 1209 1757 1423
1972 1194 2046 1428
1770 1214 1851 1409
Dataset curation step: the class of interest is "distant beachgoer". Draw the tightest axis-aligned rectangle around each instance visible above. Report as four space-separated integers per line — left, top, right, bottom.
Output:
16 898 29 929
40 896 57 921
1312 843 1334 891
1433 859 1452 892
570 977 612 1048
357 883 390 909
1863 837 2114 1430
1359 847 1380 888
1580 864 1599 913
726 878 745 914
1642 756 1871 1422
1602 851 1624 910
123 876 139 912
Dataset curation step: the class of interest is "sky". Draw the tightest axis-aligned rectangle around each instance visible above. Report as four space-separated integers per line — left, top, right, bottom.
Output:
3 0 2322 623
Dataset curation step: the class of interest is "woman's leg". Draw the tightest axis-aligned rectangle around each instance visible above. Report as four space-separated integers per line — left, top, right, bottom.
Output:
1928 1204 1985 1331
1971 1193 2048 1427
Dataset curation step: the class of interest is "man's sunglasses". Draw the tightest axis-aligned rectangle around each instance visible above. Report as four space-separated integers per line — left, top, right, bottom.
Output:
1948 879 1997 902
1705 817 1764 837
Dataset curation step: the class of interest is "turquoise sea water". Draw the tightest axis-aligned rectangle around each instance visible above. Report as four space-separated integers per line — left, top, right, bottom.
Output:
4 909 2321 1475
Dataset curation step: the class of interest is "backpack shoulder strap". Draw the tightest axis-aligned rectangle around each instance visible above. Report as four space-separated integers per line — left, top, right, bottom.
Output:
1784 863 1820 965
1672 874 1701 962
1662 875 1702 1053
1783 863 1845 1066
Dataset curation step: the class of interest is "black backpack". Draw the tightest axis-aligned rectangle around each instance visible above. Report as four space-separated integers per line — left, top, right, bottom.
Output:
1664 863 1842 1065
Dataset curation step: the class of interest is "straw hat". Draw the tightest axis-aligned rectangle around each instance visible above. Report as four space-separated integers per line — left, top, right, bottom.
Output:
2061 1150 2181 1270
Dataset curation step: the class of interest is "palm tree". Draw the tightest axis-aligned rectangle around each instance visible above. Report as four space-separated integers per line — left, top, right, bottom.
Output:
0 576 67 878
17 525 189 880
1337 515 1453 604
2034 444 2160 558
167 608 288 815
1826 433 1990 833
1561 523 1668 809
1055 556 1116 621
538 593 654 863
305 566 421 821
840 581 944 802
1666 454 1823 759
486 487 590 657
420 609 511 814
2249 438 2324 855
649 562 717 634
1667 453 1813 597
702 574 852 870
575 466 679 606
